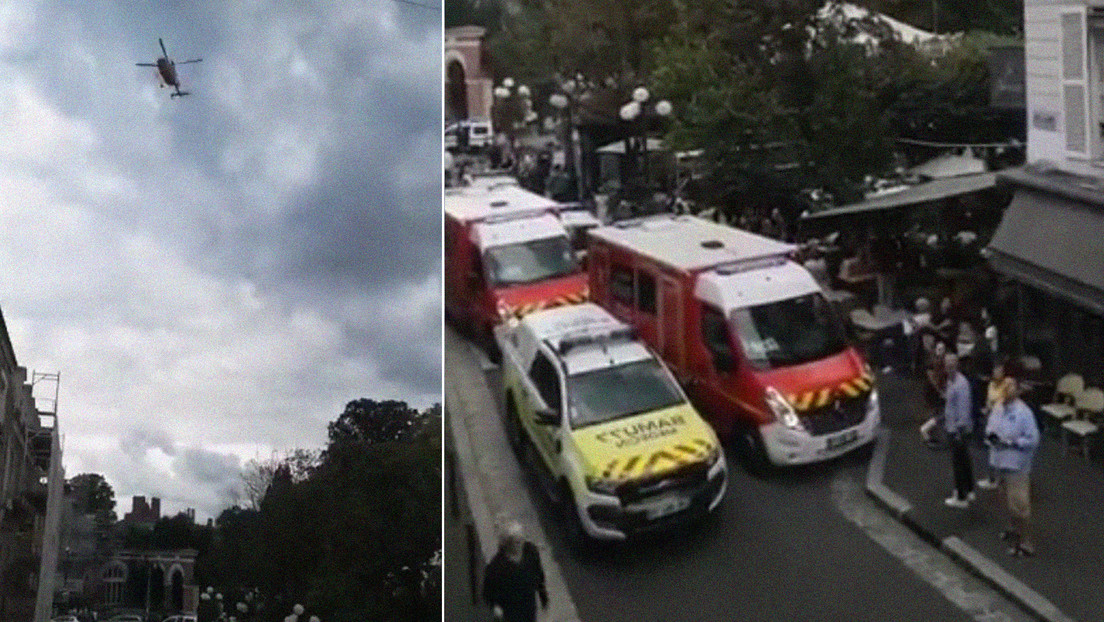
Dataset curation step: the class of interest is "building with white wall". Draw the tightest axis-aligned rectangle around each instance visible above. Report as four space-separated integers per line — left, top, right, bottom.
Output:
986 1 1104 384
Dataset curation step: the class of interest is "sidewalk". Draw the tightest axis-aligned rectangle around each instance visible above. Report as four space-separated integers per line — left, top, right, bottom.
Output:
869 372 1102 622
444 327 582 622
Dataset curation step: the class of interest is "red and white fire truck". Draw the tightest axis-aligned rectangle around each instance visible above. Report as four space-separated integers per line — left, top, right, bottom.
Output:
587 214 879 469
444 180 589 355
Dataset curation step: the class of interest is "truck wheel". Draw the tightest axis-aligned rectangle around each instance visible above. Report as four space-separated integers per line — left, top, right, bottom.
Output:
738 426 773 477
504 394 524 456
481 324 502 364
558 481 589 551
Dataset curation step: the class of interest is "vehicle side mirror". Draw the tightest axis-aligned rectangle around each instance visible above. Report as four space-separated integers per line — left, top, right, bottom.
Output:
712 349 737 373
534 407 560 425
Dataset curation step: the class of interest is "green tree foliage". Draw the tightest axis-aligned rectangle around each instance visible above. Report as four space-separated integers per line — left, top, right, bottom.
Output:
197 401 441 622
882 31 1024 145
326 399 425 447
68 473 118 560
484 0 678 86
68 473 116 516
194 507 262 592
653 0 896 207
241 449 320 509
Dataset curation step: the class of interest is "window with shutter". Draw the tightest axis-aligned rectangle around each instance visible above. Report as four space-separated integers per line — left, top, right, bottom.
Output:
1062 8 1089 156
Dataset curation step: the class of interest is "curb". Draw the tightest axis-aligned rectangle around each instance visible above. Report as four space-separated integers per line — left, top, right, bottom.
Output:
445 329 583 622
864 426 1076 622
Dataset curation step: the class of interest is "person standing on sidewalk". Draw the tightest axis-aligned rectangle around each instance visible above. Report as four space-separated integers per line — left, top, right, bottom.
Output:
985 372 1041 557
920 339 949 447
977 357 1014 490
483 520 549 622
943 352 976 508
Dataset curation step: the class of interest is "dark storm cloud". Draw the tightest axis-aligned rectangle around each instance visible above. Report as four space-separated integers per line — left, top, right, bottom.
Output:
120 427 178 460
175 447 244 486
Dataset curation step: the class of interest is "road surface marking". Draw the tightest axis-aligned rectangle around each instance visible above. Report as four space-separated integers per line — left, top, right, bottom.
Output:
832 473 1032 622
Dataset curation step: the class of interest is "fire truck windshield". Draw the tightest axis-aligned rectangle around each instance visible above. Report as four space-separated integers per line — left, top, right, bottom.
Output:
483 236 578 287
566 359 684 428
730 292 848 370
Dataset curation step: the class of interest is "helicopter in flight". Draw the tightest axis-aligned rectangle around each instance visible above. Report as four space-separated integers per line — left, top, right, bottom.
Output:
136 38 202 98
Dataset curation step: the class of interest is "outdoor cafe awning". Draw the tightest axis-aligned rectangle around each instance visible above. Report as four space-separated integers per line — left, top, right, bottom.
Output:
803 172 998 220
986 187 1104 314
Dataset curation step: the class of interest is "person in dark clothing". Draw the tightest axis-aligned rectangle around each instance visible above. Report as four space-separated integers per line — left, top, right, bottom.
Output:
483 521 548 622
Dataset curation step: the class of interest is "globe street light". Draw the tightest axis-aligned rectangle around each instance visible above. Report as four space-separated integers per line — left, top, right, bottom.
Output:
620 89 673 191
549 87 585 200
494 80 532 164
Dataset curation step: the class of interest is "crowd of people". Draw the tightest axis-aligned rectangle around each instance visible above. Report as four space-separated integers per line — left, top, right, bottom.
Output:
909 295 1040 557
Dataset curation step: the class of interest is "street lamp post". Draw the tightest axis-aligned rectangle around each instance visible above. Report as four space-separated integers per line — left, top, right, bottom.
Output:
548 78 586 201
493 78 534 168
619 87 672 193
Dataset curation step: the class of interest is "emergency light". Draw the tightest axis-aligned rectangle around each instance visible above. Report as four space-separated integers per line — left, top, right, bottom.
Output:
557 326 638 356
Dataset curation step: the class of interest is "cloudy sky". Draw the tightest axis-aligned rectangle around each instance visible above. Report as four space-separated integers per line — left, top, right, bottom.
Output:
0 1 441 520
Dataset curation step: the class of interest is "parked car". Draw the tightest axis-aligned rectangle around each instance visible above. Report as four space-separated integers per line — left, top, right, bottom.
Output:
162 615 197 622
105 614 144 622
51 616 80 622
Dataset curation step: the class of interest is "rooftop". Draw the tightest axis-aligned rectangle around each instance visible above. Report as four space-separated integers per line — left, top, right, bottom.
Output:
590 214 796 272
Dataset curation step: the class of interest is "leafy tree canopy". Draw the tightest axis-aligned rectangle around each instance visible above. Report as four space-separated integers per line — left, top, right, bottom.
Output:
326 399 426 448
68 472 116 516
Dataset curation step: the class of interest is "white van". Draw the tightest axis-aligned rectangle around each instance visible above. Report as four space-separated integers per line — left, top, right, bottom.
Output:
445 120 494 152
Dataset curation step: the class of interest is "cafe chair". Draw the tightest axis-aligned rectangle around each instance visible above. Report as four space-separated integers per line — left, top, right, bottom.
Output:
1061 387 1104 459
1041 373 1084 431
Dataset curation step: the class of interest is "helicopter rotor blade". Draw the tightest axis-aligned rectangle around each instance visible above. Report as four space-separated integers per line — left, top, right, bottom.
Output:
136 63 156 67
176 59 202 65
159 38 168 58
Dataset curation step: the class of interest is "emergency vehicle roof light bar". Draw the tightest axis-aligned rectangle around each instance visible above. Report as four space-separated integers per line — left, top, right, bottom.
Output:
480 208 554 225
557 326 637 356
610 213 691 229
486 180 520 191
713 254 790 275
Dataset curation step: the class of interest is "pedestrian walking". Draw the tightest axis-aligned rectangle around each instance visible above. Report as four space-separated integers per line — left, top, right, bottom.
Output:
985 370 1041 556
942 352 975 507
483 520 549 622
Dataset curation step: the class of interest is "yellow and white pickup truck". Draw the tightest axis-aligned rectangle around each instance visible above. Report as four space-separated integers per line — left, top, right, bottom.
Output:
497 303 727 542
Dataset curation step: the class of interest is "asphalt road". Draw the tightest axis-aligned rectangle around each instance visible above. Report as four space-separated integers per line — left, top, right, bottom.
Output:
449 333 1032 622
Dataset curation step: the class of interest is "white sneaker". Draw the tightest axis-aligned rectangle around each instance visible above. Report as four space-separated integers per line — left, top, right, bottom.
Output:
977 479 998 490
944 495 969 508
966 491 976 502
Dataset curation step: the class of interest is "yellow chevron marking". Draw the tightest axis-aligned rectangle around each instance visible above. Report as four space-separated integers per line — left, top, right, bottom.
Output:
602 458 620 479
642 450 682 476
795 392 814 411
673 444 701 461
619 454 642 479
840 382 862 398
815 388 833 408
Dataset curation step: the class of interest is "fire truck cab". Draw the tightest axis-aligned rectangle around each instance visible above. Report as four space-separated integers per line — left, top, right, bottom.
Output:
587 215 879 469
444 181 588 354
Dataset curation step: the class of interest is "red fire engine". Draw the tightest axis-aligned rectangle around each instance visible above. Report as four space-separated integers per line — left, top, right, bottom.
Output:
587 214 879 469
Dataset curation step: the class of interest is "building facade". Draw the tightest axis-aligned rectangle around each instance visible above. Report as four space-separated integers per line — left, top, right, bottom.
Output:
0 307 64 622
986 0 1104 387
444 25 494 123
